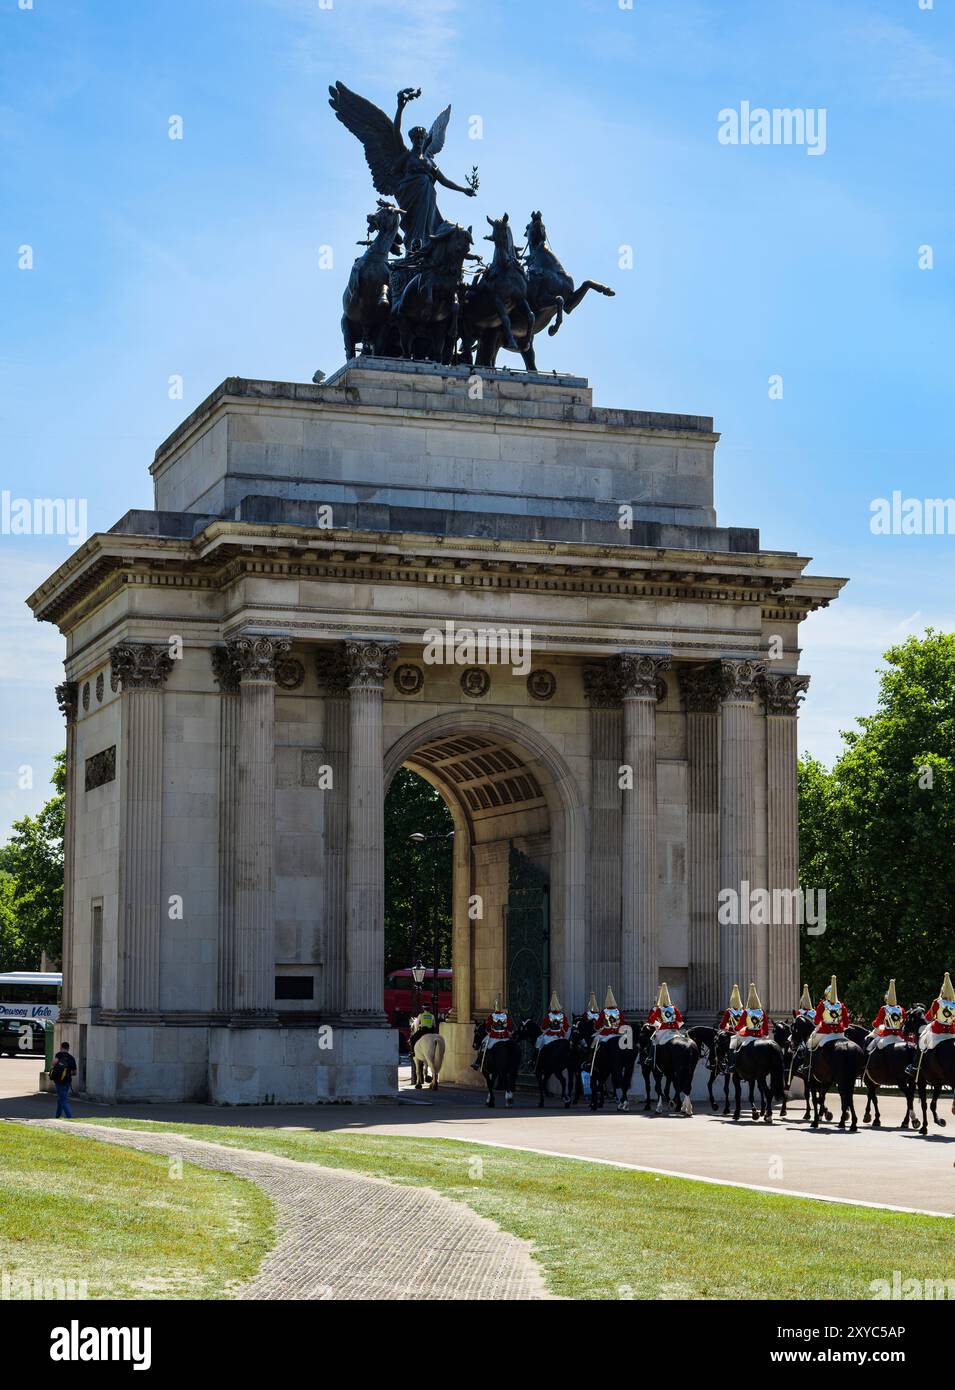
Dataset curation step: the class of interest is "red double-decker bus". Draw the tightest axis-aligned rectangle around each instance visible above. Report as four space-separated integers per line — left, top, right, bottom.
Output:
385 968 452 1052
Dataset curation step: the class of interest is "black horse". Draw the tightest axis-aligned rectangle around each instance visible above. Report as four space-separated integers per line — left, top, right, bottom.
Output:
471 1020 521 1108
639 1025 698 1116
484 210 616 370
689 1023 734 1114
458 213 536 368
393 222 475 363
588 1030 636 1112
518 1019 575 1108
847 1019 918 1130
569 1014 596 1104
725 1034 787 1124
340 200 403 358
791 1013 865 1131
907 1005 955 1135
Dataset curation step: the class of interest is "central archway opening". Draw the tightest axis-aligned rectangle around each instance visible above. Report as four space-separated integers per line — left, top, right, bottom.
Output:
384 721 564 1090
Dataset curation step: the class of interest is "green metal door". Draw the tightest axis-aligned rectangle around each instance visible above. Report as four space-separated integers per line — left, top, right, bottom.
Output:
505 845 550 1083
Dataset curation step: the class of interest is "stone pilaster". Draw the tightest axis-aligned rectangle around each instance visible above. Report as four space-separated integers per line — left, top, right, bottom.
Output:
314 646 351 1014
612 651 671 1013
110 642 174 1012
762 672 810 1013
211 648 240 1014
583 663 623 991
679 664 722 1018
717 658 765 1002
343 639 397 1022
229 634 290 1021
55 681 78 1019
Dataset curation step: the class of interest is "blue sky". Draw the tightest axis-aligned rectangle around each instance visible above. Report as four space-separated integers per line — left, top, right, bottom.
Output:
2 0 954 832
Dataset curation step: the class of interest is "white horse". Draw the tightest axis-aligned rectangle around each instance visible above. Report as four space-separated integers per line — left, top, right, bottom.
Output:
410 1016 446 1090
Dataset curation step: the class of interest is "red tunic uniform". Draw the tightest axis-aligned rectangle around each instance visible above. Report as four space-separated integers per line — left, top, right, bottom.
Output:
813 999 849 1034
648 1005 684 1032
595 1009 625 1041
539 1012 570 1042
736 1011 769 1038
925 999 955 1037
484 1012 515 1040
719 1008 744 1033
872 1004 907 1036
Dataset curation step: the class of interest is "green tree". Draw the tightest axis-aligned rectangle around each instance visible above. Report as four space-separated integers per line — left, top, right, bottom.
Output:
0 751 65 971
383 768 453 976
798 630 955 1016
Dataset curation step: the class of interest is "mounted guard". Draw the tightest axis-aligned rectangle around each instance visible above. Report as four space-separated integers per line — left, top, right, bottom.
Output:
867 978 907 1050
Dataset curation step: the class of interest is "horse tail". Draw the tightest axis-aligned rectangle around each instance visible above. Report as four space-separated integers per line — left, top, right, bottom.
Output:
432 1036 446 1076
547 296 565 337
770 1048 786 1102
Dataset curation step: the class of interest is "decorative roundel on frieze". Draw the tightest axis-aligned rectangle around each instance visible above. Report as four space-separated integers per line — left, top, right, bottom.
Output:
394 664 424 695
82 682 90 712
461 667 491 698
275 657 305 691
95 672 104 703
527 669 557 701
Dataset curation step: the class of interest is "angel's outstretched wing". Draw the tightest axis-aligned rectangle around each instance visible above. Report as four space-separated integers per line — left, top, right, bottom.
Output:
328 81 406 195
425 105 451 157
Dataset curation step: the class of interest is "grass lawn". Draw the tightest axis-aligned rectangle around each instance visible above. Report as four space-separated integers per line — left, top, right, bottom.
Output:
94 1118 950 1300
0 1125 274 1299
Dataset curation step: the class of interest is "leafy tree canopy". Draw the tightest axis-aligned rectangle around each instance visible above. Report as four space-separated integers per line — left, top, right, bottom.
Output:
383 767 453 976
0 751 65 971
799 629 955 1017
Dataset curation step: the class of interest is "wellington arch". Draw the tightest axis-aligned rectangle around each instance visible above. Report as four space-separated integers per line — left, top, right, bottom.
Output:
27 360 845 1102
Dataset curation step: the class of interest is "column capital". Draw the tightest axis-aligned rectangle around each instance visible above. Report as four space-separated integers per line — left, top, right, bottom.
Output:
678 663 722 714
583 662 622 709
612 650 671 701
718 658 766 702
344 639 398 691
226 633 291 683
210 645 240 694
110 642 174 692
314 644 351 695
761 672 811 715
56 680 79 723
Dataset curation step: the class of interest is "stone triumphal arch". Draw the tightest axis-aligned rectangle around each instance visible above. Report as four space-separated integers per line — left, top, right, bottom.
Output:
29 360 844 1101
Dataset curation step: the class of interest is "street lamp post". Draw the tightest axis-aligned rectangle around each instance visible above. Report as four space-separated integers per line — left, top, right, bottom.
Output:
409 829 454 1021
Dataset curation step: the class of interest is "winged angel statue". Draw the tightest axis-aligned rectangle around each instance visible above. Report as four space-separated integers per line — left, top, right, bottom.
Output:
328 82 477 251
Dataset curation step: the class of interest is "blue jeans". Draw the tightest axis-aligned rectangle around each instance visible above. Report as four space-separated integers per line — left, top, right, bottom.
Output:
54 1082 72 1118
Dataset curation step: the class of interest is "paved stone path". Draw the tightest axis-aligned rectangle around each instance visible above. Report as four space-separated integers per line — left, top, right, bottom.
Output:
22 1121 551 1301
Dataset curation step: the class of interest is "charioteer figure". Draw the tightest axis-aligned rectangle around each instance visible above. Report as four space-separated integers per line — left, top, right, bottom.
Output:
536 991 570 1052
867 978 907 1051
471 995 516 1071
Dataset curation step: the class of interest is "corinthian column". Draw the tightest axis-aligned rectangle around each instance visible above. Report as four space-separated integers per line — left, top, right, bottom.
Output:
343 639 397 1022
315 646 351 1014
717 658 765 1001
229 634 290 1021
583 664 623 991
762 672 811 1014
56 681 78 1018
613 651 671 1014
678 664 722 1018
211 648 240 1015
111 642 174 1012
